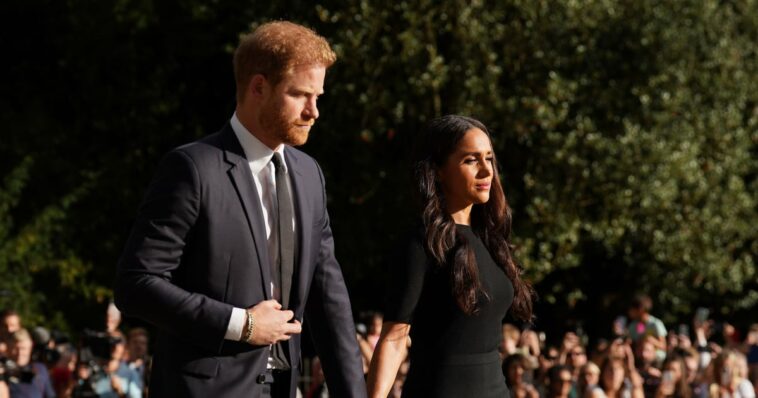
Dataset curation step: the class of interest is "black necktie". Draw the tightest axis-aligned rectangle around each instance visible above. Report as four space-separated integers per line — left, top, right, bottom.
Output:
271 152 293 369
271 152 294 310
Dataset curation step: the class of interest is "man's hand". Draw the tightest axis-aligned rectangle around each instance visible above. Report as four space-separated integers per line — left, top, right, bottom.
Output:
246 300 302 345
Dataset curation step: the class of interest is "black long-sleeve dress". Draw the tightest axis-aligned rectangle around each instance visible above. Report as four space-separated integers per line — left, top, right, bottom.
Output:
385 224 514 398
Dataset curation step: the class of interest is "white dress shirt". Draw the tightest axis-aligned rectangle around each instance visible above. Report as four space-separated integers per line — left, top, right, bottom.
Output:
224 113 296 341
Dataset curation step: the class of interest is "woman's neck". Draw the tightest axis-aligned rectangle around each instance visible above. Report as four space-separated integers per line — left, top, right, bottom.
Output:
447 202 472 225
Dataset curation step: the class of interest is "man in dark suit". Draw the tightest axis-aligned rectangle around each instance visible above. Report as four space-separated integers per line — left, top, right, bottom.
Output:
115 21 367 398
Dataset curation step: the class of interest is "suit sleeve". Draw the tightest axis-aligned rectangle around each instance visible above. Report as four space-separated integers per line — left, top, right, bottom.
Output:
115 149 232 353
304 163 367 398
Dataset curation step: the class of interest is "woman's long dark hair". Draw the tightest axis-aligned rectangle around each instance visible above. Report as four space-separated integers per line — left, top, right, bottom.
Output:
412 115 534 322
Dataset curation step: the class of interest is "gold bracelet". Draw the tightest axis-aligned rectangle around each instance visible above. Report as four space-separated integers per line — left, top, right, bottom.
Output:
243 310 255 343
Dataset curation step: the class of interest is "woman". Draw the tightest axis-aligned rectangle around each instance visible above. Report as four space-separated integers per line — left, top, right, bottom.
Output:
367 115 534 397
578 362 604 398
654 356 692 398
709 349 755 398
503 353 540 398
604 343 645 398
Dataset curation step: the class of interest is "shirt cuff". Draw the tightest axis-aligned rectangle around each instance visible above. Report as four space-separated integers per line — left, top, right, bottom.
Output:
225 307 247 341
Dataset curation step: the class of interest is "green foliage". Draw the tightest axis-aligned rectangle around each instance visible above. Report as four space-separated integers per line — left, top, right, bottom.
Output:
1 0 755 333
0 159 107 332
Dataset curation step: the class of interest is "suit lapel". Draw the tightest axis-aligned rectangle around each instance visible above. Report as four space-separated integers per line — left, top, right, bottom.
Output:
221 125 273 301
285 148 312 312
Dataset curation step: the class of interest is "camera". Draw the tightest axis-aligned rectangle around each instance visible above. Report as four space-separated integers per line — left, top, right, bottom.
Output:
80 330 123 362
71 330 124 398
0 356 37 384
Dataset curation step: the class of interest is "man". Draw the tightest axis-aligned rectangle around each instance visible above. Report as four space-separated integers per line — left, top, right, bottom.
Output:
125 327 149 388
6 329 55 398
546 365 574 398
627 294 667 361
115 21 366 397
1 310 22 336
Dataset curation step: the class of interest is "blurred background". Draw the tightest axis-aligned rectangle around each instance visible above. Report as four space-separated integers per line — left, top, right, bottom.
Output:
0 0 755 359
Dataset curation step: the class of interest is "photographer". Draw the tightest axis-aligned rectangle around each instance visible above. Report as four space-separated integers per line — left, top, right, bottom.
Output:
4 329 55 398
73 333 141 398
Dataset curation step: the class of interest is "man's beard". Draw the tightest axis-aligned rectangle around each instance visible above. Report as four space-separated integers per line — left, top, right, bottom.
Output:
260 107 311 147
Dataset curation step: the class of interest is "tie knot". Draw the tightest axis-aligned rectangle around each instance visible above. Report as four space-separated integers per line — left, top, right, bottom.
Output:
271 152 285 173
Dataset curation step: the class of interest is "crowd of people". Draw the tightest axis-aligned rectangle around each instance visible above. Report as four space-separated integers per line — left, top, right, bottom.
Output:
1 295 757 398
306 296 758 398
494 296 758 398
0 304 149 398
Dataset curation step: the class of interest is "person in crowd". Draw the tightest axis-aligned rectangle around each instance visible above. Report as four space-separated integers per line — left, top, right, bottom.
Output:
598 340 644 398
366 312 383 350
503 353 539 398
1 310 20 356
367 115 535 397
577 362 603 398
501 324 522 359
635 335 662 396
0 381 8 398
590 339 611 370
709 349 755 398
105 303 121 337
670 347 708 397
560 331 583 364
304 357 328 398
1 311 21 336
519 329 542 366
567 344 589 382
653 356 691 398
627 295 667 362
6 329 55 398
114 20 366 398
357 312 383 374
745 324 758 396
536 346 561 396
48 344 76 398
82 334 142 398
547 365 575 398
125 328 149 389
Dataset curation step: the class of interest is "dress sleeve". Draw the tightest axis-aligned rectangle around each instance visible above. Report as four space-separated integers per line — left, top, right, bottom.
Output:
383 235 430 324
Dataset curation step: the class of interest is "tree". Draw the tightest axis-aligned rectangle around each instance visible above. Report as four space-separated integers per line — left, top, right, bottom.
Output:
1 0 755 337
0 158 106 332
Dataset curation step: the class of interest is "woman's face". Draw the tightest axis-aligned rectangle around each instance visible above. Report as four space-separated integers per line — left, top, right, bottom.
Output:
581 366 600 387
568 348 587 368
507 363 525 385
437 128 494 210
664 361 683 382
602 362 625 391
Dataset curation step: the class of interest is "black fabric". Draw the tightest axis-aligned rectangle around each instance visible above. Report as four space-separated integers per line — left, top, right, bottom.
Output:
258 369 292 398
272 152 294 369
385 224 514 397
272 152 295 309
115 123 366 398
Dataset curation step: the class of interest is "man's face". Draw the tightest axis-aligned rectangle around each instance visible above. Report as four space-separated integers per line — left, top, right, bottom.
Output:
258 64 326 148
11 338 33 366
551 369 573 398
128 335 148 359
3 315 20 334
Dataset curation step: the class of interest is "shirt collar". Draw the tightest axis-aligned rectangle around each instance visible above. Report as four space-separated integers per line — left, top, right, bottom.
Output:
230 113 287 175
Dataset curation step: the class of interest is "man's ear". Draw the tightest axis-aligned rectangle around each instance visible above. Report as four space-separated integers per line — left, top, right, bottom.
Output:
248 74 268 98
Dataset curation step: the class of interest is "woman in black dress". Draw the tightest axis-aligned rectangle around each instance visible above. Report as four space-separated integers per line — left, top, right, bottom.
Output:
367 115 534 397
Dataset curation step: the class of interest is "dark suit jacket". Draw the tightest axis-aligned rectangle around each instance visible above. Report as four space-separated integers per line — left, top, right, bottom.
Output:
115 124 366 397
